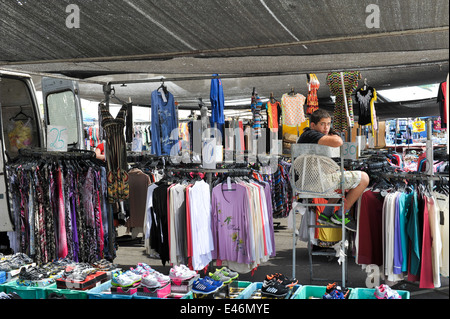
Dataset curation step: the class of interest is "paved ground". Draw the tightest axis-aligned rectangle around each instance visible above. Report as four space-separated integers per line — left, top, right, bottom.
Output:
113 215 449 300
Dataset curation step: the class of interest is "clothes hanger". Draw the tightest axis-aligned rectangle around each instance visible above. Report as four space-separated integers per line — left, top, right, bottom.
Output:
10 106 32 121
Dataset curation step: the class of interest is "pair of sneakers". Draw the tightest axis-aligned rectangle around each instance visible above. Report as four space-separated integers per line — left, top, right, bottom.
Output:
318 211 357 232
169 264 197 281
322 282 350 299
192 276 223 294
261 276 290 298
374 284 402 299
111 270 141 288
209 267 239 284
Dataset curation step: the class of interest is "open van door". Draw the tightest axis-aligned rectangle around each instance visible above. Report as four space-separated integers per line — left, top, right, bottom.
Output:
41 77 85 151
0 71 45 232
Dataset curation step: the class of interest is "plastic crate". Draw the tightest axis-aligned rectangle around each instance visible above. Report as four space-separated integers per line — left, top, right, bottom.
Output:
2 280 48 299
45 283 89 299
349 288 410 300
87 280 135 299
291 285 352 299
237 282 300 299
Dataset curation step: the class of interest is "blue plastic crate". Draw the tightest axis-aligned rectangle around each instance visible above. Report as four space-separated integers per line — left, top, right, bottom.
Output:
87 280 135 299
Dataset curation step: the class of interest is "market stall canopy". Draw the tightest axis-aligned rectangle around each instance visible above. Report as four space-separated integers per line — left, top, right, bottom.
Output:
0 0 448 119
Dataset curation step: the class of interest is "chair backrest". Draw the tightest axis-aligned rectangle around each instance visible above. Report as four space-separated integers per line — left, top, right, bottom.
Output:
290 143 341 195
291 143 340 158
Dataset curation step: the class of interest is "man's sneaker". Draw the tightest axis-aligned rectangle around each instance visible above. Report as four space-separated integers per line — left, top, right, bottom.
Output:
323 282 350 299
203 276 223 288
192 277 220 295
331 213 357 232
261 278 289 298
111 271 135 288
318 214 336 226
266 273 298 288
374 284 402 299
209 270 232 284
217 267 239 280
140 272 161 289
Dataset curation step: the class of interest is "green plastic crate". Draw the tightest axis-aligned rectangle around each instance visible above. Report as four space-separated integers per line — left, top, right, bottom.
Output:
237 282 300 299
2 280 48 299
291 285 352 299
349 287 410 299
45 282 89 299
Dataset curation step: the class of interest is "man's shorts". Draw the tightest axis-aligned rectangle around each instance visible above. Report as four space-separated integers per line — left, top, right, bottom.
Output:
330 171 362 191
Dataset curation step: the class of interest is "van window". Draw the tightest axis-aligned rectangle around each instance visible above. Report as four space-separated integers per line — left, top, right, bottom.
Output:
0 77 40 157
46 90 79 147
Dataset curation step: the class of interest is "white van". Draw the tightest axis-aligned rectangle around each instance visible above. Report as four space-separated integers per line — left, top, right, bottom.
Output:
0 70 83 235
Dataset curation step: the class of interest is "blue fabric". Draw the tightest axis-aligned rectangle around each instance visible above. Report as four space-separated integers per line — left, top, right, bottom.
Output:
210 74 225 127
151 89 178 156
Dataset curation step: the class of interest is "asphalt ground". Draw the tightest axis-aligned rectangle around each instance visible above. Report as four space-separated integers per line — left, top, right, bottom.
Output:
114 214 449 300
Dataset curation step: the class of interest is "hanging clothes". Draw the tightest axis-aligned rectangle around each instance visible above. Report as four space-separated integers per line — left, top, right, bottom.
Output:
306 74 320 115
151 89 179 156
5 153 111 265
210 74 225 136
326 71 361 133
437 81 447 129
251 94 263 139
281 92 306 128
355 86 378 136
100 102 129 203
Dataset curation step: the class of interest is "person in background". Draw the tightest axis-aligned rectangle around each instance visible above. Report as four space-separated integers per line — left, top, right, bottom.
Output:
297 109 370 232
95 142 105 161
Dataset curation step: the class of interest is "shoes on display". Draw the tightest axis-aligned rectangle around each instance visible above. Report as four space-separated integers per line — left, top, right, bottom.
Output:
152 270 170 285
261 277 289 298
323 282 350 299
266 273 298 288
124 270 142 284
209 270 232 284
374 284 402 299
169 264 197 281
131 263 153 275
217 267 239 280
202 276 223 289
331 212 357 232
192 277 221 295
140 272 161 289
111 271 135 288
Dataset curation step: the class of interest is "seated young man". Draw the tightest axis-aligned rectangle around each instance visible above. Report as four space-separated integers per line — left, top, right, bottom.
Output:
297 109 369 232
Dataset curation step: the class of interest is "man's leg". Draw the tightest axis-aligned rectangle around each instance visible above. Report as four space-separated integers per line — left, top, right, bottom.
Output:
343 171 370 211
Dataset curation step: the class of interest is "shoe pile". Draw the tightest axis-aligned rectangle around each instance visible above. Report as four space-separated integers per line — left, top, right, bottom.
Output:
261 273 298 298
374 284 402 299
322 282 350 299
0 253 33 272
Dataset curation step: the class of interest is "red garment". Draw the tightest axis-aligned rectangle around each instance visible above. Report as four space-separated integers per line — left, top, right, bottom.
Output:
57 168 68 258
185 184 193 270
357 190 384 266
97 142 104 155
420 196 434 288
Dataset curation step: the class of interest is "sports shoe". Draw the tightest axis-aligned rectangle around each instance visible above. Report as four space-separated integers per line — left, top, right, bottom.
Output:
209 270 232 284
152 271 170 285
131 263 153 275
203 276 223 288
318 214 336 226
124 270 141 284
140 272 161 289
192 277 220 294
323 282 350 299
374 284 402 299
169 264 196 281
331 212 357 232
261 278 289 298
111 271 135 288
217 267 239 280
266 273 298 288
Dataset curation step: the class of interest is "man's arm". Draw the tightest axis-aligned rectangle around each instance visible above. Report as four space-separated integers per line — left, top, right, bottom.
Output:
317 133 343 147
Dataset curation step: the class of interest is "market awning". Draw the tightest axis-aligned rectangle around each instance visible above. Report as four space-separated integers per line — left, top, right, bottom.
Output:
0 0 448 118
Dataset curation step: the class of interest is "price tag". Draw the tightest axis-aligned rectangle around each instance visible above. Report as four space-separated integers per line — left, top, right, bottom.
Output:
342 142 357 160
47 126 68 152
